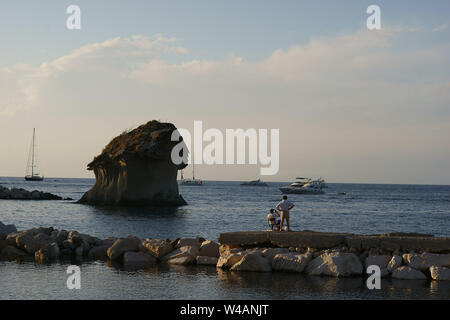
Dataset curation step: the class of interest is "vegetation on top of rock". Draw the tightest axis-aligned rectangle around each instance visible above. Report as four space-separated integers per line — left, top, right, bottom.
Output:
88 120 185 169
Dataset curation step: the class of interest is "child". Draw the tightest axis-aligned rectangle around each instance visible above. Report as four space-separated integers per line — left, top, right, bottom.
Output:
267 208 281 231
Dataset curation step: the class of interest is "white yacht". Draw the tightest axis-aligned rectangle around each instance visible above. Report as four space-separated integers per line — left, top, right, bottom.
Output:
279 177 325 194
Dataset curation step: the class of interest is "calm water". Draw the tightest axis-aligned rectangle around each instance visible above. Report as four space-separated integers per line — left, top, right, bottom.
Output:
1 177 449 300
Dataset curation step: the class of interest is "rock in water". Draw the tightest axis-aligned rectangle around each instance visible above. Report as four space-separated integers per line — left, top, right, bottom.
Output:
107 236 141 261
430 266 450 281
272 252 312 273
230 253 272 272
305 252 363 277
79 121 188 206
140 239 175 259
123 252 158 269
391 266 427 280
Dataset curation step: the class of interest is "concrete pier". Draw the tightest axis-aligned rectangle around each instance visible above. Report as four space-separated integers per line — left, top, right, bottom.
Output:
218 231 450 253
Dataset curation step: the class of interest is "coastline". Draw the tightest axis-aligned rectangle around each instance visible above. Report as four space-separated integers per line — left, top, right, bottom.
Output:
2 223 449 281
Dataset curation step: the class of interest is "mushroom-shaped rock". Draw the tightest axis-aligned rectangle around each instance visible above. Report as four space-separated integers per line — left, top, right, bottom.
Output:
79 121 188 206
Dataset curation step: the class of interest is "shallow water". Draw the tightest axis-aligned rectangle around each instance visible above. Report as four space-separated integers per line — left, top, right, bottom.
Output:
1 177 449 299
1 261 450 300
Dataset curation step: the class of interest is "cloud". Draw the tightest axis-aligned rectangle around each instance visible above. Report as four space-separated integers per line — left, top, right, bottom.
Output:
432 24 448 32
1 30 450 182
1 29 450 126
0 34 188 115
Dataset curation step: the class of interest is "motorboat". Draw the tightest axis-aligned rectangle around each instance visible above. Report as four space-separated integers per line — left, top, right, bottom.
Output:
240 179 267 186
279 177 325 194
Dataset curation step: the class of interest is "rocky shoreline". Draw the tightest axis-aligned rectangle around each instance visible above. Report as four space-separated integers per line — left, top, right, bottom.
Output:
1 222 449 281
0 186 70 201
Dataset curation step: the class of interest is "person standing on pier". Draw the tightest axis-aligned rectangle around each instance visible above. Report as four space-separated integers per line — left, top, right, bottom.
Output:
276 195 295 231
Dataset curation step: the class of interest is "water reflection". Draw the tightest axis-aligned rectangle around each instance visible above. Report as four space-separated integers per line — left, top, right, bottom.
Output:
2 260 450 300
79 203 190 217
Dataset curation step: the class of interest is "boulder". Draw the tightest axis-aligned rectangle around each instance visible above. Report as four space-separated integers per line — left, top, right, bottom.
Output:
62 240 74 250
364 255 391 276
0 245 27 260
199 240 219 258
140 239 174 259
230 254 272 272
107 236 141 260
16 232 54 254
79 240 91 257
429 266 450 281
6 232 20 246
56 230 69 246
94 237 117 248
272 252 312 273
306 252 363 277
245 248 265 256
35 242 60 263
87 245 109 260
79 234 99 246
196 256 219 265
68 235 83 249
217 248 245 269
162 245 199 265
75 246 84 259
176 238 202 249
391 266 427 280
0 222 17 238
123 251 158 269
261 248 290 263
402 253 450 271
60 248 73 256
78 121 188 206
364 255 391 269
0 239 8 251
387 255 403 272
0 187 62 200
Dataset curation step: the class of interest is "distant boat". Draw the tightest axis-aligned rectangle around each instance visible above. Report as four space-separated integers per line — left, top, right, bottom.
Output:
178 149 202 186
279 177 325 194
240 179 267 186
25 128 44 181
179 169 202 186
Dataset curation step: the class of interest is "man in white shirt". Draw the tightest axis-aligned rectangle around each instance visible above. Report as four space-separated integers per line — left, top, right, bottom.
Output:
276 195 295 232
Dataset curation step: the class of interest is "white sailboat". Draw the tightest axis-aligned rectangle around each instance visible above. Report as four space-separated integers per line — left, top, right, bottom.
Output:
25 128 44 181
179 149 202 185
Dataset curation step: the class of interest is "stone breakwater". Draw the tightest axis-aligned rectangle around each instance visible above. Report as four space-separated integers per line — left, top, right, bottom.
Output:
0 186 68 200
1 223 449 281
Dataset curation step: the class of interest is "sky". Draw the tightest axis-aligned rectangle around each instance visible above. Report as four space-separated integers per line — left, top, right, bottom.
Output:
0 0 449 184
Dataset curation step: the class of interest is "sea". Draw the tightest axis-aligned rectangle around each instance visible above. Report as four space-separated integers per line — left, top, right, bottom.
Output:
0 177 449 300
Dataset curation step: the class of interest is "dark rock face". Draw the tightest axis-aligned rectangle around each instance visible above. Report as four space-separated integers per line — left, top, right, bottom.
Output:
0 186 62 200
79 121 187 206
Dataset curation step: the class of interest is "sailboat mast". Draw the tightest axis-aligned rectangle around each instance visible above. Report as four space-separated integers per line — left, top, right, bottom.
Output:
31 128 35 176
192 148 195 179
